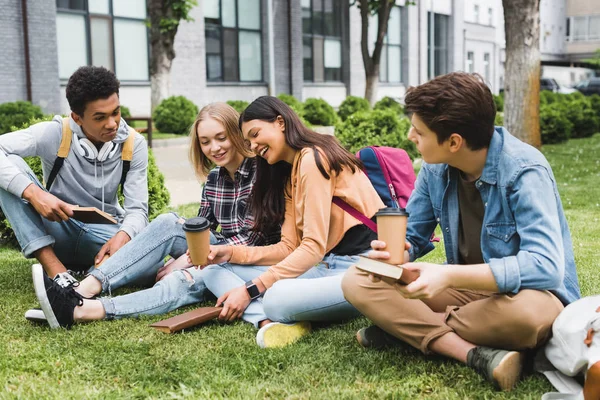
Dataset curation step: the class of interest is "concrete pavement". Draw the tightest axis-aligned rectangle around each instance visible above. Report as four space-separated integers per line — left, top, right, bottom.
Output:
151 138 204 207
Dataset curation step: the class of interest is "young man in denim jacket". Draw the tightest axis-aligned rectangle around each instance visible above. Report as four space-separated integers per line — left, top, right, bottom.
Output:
342 72 581 391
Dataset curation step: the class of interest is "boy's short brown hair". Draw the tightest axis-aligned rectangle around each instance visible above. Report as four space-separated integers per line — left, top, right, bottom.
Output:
404 72 496 150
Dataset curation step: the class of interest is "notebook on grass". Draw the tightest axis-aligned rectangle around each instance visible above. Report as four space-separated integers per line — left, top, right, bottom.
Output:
150 307 223 334
71 207 117 224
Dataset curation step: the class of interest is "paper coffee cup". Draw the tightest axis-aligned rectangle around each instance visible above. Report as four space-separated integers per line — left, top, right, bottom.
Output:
375 207 409 265
182 217 211 266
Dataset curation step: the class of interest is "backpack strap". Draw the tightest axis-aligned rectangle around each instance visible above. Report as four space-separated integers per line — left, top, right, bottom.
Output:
332 196 377 233
46 117 72 190
119 128 136 188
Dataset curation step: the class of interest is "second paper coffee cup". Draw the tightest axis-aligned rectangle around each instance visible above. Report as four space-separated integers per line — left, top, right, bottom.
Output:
375 207 409 265
183 216 211 266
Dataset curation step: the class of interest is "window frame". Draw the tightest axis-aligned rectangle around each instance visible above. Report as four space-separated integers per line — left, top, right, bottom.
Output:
302 0 344 83
204 0 264 83
55 0 150 83
377 5 403 84
566 15 600 42
427 12 449 79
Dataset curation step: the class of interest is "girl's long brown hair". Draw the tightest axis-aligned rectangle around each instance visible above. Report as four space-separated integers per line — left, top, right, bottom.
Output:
239 96 362 233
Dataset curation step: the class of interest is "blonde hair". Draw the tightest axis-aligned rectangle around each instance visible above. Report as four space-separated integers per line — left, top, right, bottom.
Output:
189 102 253 180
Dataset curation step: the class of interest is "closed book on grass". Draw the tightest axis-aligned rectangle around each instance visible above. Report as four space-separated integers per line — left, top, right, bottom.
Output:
150 307 223 334
71 207 117 224
354 256 419 284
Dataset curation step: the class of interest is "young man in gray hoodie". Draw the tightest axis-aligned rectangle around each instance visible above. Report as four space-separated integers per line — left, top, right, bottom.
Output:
0 66 149 284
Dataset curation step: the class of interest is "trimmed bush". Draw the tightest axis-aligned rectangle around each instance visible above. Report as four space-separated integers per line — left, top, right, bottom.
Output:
153 96 198 135
493 94 504 112
0 101 45 135
277 94 304 114
374 96 404 115
338 96 370 121
120 105 131 118
335 109 418 160
540 103 573 144
589 94 600 117
564 99 600 138
0 117 171 247
303 98 339 126
494 112 504 127
226 100 249 114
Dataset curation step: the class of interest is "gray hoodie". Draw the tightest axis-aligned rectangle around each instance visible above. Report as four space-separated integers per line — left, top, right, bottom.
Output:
0 115 149 239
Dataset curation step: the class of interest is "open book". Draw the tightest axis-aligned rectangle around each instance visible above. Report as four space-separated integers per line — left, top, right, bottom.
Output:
353 256 419 284
71 207 117 225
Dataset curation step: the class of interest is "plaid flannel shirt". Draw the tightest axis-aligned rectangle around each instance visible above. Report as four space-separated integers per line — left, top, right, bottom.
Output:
198 157 279 246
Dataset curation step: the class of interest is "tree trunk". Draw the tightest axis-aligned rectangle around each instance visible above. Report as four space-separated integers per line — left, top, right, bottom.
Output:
365 70 380 105
150 51 172 113
502 0 541 148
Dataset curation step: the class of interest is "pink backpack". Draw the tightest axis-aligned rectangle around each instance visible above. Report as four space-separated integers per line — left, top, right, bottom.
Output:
333 146 415 233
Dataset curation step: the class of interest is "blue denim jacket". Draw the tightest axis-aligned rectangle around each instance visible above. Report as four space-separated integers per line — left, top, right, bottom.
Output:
406 127 580 305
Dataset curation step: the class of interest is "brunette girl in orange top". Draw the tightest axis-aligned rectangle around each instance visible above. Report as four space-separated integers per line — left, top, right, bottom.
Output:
201 96 384 348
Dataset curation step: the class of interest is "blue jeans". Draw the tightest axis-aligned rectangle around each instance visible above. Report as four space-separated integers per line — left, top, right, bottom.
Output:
91 212 218 319
202 253 362 328
0 155 120 269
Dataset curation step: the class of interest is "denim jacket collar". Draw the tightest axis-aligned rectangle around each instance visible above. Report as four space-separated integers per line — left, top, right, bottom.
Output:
479 127 505 185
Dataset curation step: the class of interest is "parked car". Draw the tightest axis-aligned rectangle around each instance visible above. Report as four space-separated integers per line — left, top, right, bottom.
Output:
575 78 600 96
540 78 577 94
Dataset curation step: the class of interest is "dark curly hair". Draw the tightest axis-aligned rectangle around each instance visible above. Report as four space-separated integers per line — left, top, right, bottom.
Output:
66 66 120 116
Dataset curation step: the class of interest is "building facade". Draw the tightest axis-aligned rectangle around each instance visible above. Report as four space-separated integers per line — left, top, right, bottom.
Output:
1 0 597 116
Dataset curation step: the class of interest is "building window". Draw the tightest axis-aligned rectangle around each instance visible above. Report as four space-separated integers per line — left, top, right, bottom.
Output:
473 5 479 23
302 0 343 82
204 0 262 82
427 13 449 79
466 51 474 73
55 0 149 81
484 53 490 82
568 15 600 42
368 6 403 84
487 7 493 26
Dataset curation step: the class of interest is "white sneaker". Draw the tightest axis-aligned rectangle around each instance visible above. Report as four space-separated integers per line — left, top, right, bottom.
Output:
53 271 79 288
25 308 47 324
256 321 312 348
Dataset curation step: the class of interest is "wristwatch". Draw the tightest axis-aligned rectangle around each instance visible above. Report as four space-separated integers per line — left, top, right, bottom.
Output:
245 280 262 300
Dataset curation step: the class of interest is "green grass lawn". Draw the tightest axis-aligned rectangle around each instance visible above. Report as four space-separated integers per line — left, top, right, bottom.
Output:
1 134 599 399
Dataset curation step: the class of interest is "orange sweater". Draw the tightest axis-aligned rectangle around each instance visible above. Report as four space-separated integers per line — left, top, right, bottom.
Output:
229 148 384 289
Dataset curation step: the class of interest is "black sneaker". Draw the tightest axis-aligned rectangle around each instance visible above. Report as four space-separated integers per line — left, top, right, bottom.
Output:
25 308 47 324
32 264 83 329
356 325 407 349
53 271 79 289
467 346 524 391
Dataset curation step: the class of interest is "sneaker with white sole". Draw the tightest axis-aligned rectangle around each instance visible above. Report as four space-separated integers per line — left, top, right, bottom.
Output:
53 271 79 289
32 264 84 329
467 346 524 391
256 321 312 348
25 308 47 324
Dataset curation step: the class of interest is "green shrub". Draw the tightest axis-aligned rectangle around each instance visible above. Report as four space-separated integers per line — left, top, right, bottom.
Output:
120 105 131 119
335 109 418 159
374 96 404 115
494 112 504 127
540 91 563 105
564 99 600 138
0 117 171 247
589 94 600 117
277 94 304 114
493 94 504 112
540 103 573 144
0 101 45 135
338 96 370 121
226 100 249 114
153 96 198 135
303 98 339 126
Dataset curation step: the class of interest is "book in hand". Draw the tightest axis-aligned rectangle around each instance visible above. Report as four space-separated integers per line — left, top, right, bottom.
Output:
71 207 117 225
149 306 223 334
353 256 419 284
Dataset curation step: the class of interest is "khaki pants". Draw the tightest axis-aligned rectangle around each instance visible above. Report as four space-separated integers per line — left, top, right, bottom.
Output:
342 266 564 354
